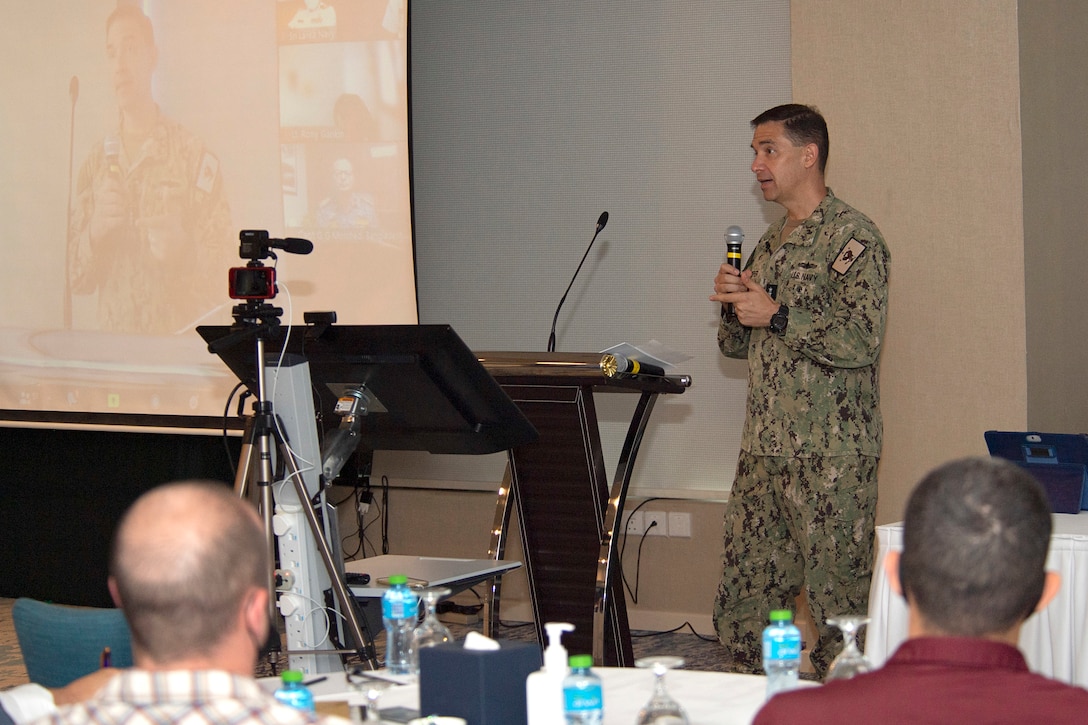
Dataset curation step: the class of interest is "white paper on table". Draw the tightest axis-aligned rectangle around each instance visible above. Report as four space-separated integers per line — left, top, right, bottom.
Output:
599 340 692 371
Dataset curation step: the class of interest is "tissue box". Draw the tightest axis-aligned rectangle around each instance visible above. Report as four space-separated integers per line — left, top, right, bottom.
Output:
419 640 541 725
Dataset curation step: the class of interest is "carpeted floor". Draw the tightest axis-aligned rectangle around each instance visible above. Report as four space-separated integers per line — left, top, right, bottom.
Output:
0 599 27 688
0 597 730 690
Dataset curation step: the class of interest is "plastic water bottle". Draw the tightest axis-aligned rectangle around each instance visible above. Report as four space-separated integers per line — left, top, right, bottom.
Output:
762 609 802 699
273 669 315 712
382 574 419 675
562 654 603 724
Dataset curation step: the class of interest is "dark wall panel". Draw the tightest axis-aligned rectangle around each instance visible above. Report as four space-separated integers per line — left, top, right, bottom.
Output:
1 428 240 606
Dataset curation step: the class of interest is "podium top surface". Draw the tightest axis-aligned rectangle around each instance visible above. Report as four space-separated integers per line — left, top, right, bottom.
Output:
476 351 691 393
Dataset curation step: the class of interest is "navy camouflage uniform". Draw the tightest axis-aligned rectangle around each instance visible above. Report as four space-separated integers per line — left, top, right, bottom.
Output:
68 109 232 335
713 188 889 676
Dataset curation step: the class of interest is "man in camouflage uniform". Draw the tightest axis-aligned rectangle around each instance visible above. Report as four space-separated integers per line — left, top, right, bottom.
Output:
709 104 889 676
67 5 232 335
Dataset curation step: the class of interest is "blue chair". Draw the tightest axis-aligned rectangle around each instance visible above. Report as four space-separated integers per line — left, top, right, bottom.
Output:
11 597 134 687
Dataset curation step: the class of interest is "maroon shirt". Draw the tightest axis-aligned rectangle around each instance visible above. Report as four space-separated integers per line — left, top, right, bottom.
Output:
754 637 1088 724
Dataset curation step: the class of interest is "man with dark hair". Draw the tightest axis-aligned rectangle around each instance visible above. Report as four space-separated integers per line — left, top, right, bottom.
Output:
710 103 890 675
40 481 345 725
755 457 1088 723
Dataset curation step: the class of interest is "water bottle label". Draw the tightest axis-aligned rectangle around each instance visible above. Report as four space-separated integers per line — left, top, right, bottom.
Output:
764 637 801 660
382 590 418 619
274 688 315 713
564 684 603 711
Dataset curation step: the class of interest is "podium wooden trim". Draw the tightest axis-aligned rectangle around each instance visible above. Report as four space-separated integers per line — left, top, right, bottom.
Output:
477 352 690 666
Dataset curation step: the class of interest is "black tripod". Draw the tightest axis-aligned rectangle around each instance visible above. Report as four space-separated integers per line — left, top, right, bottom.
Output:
209 300 379 671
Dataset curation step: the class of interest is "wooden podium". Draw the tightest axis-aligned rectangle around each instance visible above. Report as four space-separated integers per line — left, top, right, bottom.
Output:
477 352 690 666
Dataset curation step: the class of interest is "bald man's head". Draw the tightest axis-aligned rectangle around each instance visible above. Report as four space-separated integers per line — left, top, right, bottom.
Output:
110 481 267 664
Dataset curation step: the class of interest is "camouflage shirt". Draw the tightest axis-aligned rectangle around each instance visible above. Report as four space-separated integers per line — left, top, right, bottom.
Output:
718 189 889 457
68 108 233 335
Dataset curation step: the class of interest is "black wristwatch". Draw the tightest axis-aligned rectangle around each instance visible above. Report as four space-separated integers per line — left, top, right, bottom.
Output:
769 304 789 335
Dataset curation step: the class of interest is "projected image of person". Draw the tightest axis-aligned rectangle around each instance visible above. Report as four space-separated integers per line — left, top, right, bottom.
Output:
333 93 377 142
316 156 376 229
288 0 338 30
67 5 232 335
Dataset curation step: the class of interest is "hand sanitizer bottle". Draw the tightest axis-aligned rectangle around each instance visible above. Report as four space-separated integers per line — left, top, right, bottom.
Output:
525 621 575 725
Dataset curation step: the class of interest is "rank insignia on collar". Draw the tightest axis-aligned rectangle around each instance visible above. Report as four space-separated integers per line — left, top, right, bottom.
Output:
832 238 866 275
196 151 219 194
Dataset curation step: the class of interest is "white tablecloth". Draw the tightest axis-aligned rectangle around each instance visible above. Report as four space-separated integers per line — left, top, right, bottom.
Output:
285 668 816 725
867 512 1088 686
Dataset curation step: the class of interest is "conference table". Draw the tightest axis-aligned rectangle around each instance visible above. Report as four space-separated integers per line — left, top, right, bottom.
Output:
276 667 816 724
866 512 1088 687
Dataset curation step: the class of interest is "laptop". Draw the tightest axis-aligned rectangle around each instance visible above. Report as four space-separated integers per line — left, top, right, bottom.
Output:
984 431 1088 514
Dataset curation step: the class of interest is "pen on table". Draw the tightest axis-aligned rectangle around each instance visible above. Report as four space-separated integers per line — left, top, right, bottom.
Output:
100 646 112 668
303 676 327 687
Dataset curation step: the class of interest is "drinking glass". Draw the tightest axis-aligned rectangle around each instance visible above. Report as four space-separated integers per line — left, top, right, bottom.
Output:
634 656 689 725
408 586 453 675
824 615 873 681
345 666 395 723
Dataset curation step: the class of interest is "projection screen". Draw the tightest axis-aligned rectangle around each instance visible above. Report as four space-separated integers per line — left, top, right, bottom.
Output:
0 0 416 428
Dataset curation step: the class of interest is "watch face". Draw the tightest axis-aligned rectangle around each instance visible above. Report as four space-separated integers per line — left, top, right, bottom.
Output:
771 307 788 333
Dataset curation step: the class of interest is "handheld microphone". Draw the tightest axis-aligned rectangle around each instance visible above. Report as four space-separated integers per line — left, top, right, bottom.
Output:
723 225 744 321
600 353 665 378
104 136 121 175
547 211 609 353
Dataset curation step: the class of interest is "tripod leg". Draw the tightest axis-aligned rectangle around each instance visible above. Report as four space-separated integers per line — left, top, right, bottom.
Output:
235 408 284 671
234 416 255 499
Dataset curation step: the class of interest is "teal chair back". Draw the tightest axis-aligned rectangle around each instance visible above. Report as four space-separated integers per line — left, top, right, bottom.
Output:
12 597 134 687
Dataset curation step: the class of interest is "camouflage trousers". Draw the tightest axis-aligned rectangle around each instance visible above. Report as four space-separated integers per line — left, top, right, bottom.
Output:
712 450 878 677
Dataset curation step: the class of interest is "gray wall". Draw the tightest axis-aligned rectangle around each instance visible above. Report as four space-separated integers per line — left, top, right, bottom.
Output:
1020 1 1088 434
399 0 792 499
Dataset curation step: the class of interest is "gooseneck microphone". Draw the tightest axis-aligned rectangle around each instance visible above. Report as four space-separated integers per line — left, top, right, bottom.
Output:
547 211 609 353
723 225 744 321
64 75 80 329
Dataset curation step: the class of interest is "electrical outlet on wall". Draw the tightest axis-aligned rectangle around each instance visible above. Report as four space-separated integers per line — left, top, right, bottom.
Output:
667 512 692 538
644 510 667 537
625 510 645 535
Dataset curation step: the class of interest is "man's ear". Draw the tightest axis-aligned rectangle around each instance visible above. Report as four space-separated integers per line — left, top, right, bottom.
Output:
884 550 903 597
803 142 819 170
243 586 270 640
1035 571 1062 613
108 576 123 609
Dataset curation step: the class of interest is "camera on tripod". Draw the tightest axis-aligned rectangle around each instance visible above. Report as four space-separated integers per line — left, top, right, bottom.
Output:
229 230 278 300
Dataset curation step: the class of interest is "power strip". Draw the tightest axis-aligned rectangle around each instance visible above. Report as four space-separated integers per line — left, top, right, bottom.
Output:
437 601 482 626
439 610 481 625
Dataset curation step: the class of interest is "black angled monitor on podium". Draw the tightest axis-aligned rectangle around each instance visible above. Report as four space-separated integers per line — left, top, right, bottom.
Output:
197 323 538 455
